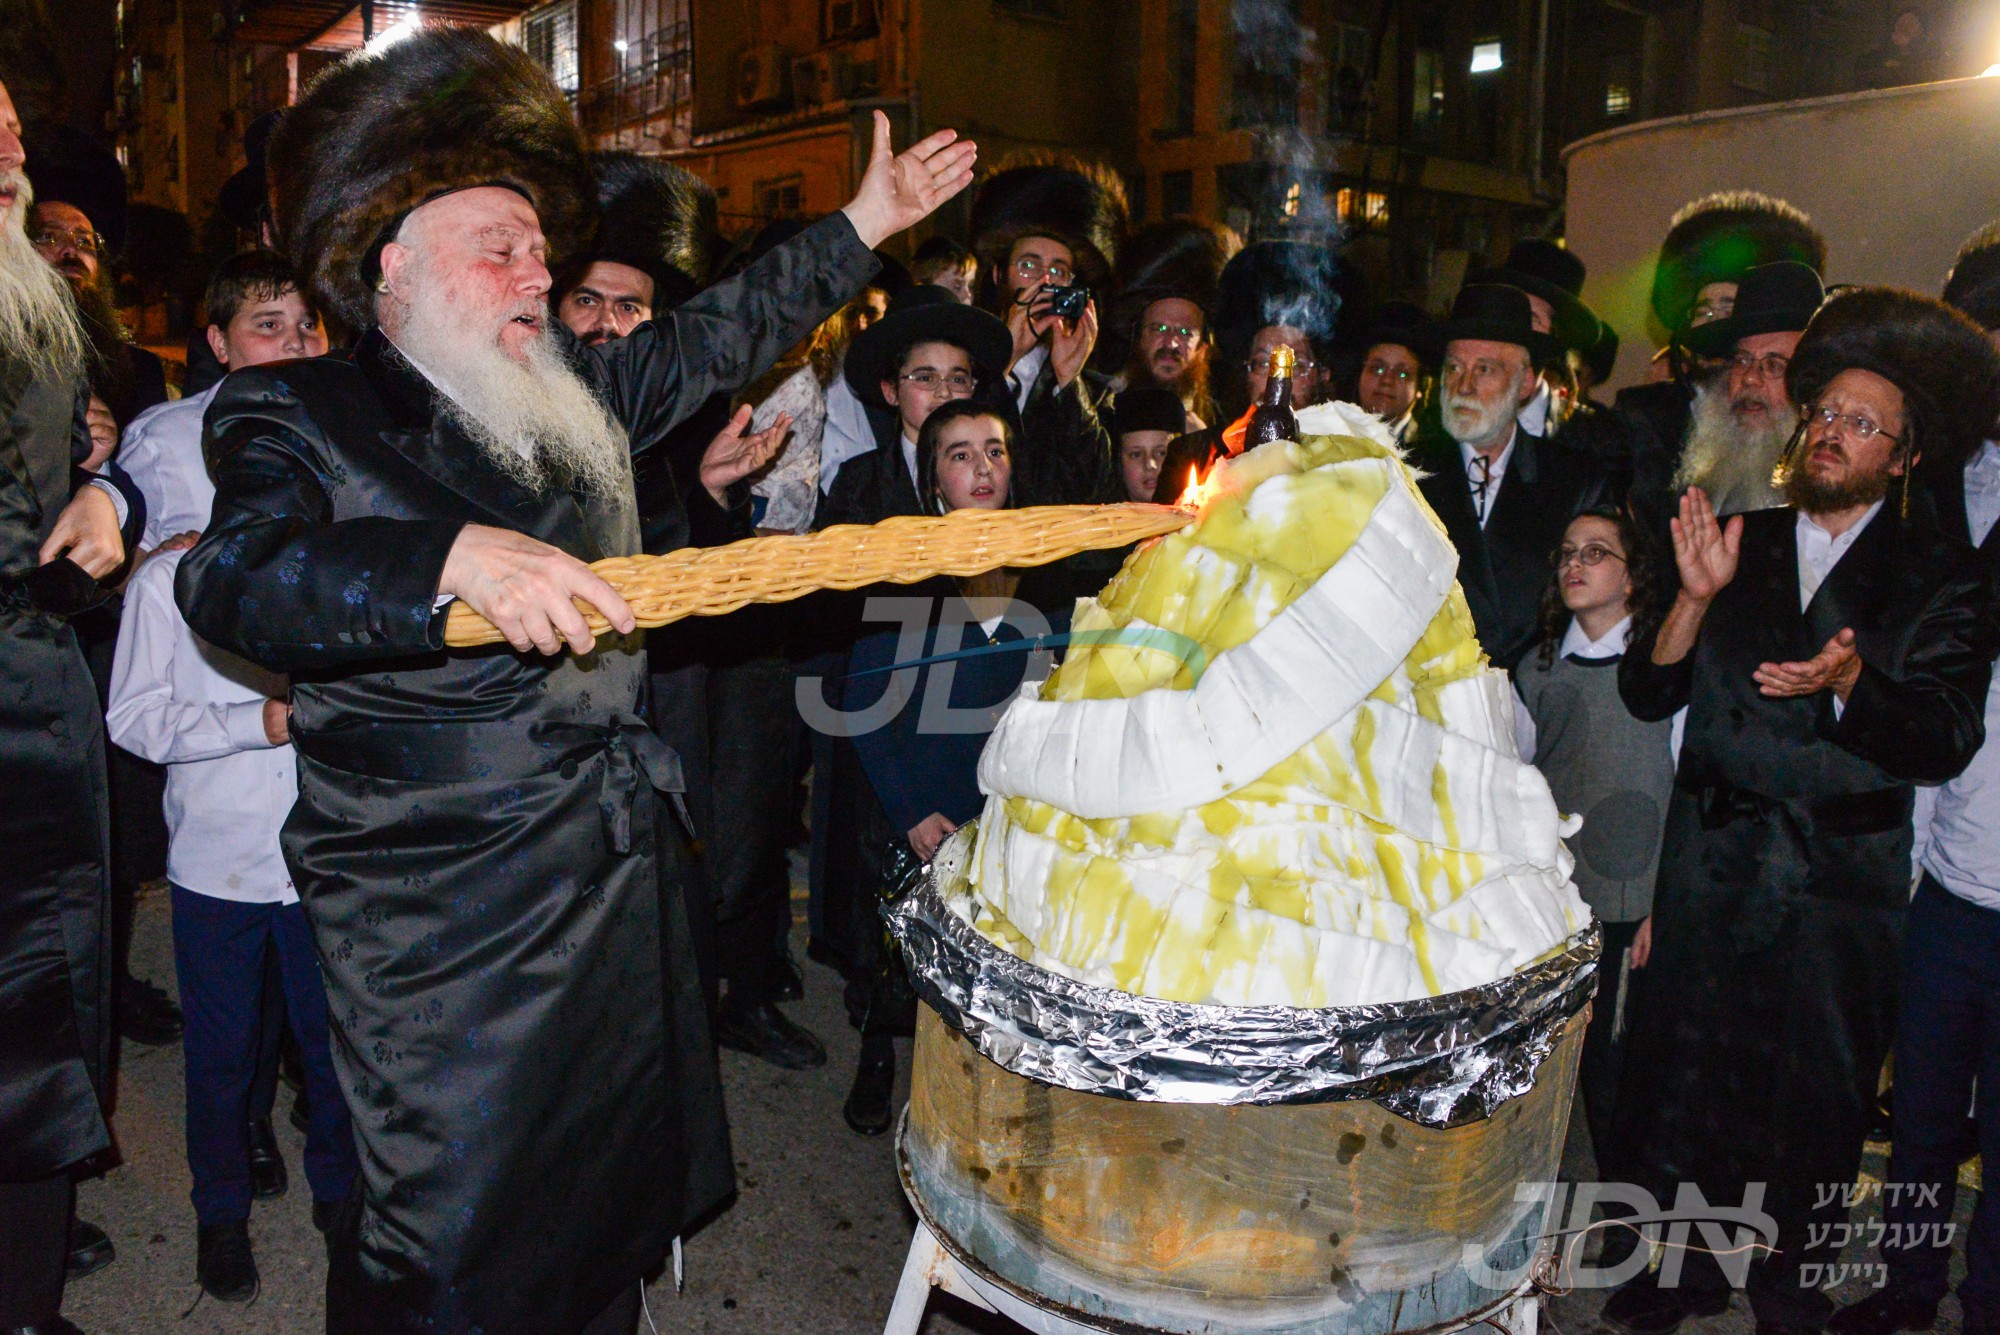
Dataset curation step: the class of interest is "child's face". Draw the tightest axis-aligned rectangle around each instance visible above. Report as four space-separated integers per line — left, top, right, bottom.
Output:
210 287 326 370
1119 430 1172 502
1556 515 1632 617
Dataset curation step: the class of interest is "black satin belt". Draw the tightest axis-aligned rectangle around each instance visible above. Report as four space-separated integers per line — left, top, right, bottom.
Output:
294 712 687 855
1682 779 1907 953
1685 781 1906 837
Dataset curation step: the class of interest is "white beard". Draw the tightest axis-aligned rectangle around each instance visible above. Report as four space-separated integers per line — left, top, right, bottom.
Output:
1674 380 1791 515
1441 366 1527 450
385 252 632 504
0 172 88 385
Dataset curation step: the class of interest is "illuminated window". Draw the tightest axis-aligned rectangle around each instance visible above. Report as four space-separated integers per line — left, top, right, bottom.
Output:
1605 82 1631 116
1470 41 1503 74
1334 187 1389 230
523 1 579 94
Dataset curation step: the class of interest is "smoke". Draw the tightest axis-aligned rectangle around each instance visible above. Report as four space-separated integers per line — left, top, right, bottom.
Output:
1231 0 1347 244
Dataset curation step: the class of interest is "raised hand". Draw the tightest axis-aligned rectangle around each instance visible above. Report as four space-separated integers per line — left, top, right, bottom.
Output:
841 110 978 250
439 523 636 657
1755 627 1863 701
1670 487 1742 604
699 405 793 505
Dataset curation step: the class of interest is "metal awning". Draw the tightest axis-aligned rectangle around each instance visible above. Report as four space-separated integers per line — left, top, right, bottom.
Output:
226 0 538 51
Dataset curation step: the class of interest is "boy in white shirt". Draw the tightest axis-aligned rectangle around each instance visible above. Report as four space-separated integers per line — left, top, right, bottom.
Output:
105 252 347 1305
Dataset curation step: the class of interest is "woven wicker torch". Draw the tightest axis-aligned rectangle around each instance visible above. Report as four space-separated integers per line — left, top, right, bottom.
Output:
442 503 1195 649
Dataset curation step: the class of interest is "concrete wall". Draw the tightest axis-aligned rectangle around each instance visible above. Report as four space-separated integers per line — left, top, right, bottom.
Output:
1563 75 2000 392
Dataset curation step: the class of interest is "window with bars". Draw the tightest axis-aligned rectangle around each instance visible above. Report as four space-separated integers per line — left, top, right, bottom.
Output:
1326 21 1371 131
524 2 579 95
1230 0 1302 128
755 175 805 219
1733 22 1773 91
583 0 695 147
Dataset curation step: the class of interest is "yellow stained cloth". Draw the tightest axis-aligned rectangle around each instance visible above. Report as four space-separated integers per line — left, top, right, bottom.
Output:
956 406 1588 1007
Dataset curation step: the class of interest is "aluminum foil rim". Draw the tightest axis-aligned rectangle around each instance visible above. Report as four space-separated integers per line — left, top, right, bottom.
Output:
887 847 1600 1125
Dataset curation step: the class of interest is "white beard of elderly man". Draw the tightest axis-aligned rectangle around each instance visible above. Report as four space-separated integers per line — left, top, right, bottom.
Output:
0 67 144 1334
174 29 974 1335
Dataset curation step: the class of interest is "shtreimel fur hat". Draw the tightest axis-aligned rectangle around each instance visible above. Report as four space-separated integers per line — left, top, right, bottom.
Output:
584 152 718 312
970 152 1129 289
1651 191 1826 334
269 26 594 330
1786 287 2000 478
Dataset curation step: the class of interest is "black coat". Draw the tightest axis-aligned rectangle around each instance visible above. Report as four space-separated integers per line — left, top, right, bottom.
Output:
1615 504 1999 1288
0 356 140 1180
177 212 876 1334
1410 426 1607 672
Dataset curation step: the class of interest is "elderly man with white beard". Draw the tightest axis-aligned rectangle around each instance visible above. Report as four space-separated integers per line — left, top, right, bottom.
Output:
1670 262 1826 520
0 61 147 1334
174 31 974 1335
1409 283 1608 672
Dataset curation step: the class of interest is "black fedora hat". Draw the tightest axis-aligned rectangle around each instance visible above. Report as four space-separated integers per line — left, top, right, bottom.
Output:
217 109 283 234
844 285 1013 404
1681 261 1825 358
1441 284 1560 368
1469 239 1598 353
1361 299 1443 368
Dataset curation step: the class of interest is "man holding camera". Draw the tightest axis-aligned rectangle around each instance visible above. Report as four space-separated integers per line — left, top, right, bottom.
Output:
969 156 1125 505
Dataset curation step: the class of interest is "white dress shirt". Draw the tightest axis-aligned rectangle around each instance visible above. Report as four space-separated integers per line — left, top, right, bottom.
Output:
816 373 875 495
118 384 221 549
106 551 299 905
1915 444 2000 910
1009 343 1049 415
1795 501 1883 610
1517 378 1553 438
1460 436 1515 528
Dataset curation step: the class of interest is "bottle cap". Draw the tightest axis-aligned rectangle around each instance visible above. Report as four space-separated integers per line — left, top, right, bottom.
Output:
1269 345 1296 376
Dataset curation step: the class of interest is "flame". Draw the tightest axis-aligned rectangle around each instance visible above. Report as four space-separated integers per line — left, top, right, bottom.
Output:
1174 464 1219 512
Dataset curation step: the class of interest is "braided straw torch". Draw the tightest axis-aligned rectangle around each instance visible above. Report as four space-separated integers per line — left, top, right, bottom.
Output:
442 502 1197 649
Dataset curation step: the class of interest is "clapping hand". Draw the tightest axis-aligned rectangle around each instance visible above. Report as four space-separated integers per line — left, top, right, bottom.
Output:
1670 487 1742 604
698 406 792 506
841 110 978 250
1755 628 1863 701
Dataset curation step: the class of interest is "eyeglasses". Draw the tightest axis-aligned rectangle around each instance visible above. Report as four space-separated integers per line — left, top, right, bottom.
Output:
31 227 104 257
1551 543 1628 570
1143 321 1201 343
1244 355 1317 373
1805 403 1900 443
899 370 978 396
1011 255 1072 285
1730 351 1791 382
1363 361 1416 383
1689 295 1735 326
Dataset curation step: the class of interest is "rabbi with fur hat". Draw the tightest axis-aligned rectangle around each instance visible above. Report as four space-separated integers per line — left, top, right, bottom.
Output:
1821 230 2000 1335
173 29 973 1335
969 152 1126 504
1608 290 2000 1335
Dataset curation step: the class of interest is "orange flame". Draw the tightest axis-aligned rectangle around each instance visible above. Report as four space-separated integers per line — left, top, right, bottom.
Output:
1174 464 1219 512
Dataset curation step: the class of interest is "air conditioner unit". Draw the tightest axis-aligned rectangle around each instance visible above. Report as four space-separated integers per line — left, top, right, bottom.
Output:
736 43 791 111
791 51 852 107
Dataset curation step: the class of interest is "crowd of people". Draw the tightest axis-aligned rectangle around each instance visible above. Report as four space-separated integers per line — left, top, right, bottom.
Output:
7 12 2000 1335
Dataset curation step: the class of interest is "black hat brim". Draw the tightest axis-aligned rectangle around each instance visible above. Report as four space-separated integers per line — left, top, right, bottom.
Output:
1472 266 1598 352
844 303 1014 405
1439 320 1560 369
1679 306 1815 359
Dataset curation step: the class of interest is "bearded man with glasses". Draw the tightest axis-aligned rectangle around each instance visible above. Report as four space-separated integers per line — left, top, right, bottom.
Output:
1604 289 2000 1335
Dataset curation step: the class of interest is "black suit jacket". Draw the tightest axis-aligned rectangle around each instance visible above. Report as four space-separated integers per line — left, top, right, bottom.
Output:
1411 425 1607 672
